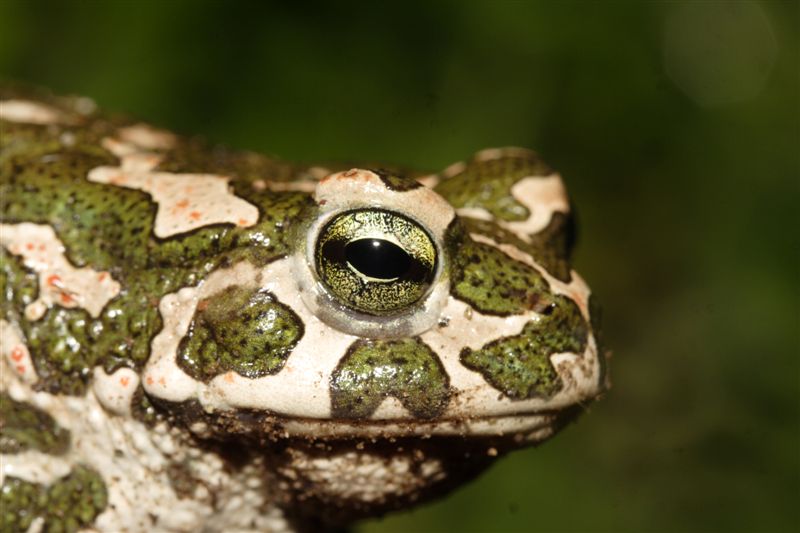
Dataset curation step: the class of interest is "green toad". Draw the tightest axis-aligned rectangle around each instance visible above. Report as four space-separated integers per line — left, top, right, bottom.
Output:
0 87 606 532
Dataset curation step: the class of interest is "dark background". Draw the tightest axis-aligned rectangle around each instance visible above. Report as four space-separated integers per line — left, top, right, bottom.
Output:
1 1 797 531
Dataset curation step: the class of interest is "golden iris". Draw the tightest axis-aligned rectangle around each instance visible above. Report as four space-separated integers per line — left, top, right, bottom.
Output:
315 209 437 315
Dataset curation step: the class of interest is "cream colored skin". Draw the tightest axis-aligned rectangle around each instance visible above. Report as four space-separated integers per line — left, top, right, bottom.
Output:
0 98 604 532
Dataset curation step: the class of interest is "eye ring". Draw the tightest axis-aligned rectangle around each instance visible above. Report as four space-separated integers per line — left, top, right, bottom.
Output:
314 208 438 315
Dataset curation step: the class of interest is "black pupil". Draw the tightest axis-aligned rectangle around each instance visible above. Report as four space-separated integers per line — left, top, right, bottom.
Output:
345 238 411 280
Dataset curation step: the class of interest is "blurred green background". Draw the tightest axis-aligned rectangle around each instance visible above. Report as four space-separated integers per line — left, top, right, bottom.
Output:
1 1 797 531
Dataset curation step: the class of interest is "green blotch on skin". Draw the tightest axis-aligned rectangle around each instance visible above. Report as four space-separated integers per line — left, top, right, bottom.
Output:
447 221 555 316
0 393 70 455
0 248 38 323
370 168 423 191
435 150 552 222
0 465 108 533
0 475 41 533
330 338 451 419
24 307 98 396
461 213 574 283
1 97 315 394
460 295 588 400
177 286 304 382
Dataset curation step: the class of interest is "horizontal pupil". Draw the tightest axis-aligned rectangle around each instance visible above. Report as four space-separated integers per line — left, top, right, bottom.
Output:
344 238 411 280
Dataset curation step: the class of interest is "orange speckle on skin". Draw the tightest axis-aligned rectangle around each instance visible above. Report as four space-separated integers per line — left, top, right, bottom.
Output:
10 346 25 362
224 372 235 383
146 376 154 385
189 211 202 221
25 243 34 251
46 274 62 287
15 364 25 374
158 376 166 386
237 218 248 226
343 169 359 177
176 199 190 209
98 272 108 282
120 376 130 387
59 292 74 304
38 244 46 251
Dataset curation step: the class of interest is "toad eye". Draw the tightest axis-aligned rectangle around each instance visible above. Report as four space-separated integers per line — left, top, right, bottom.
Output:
315 209 437 315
